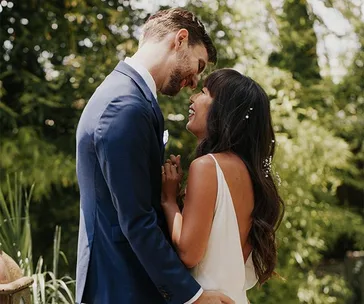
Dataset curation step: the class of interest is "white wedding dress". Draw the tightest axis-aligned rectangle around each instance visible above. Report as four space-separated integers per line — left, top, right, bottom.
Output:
191 154 258 303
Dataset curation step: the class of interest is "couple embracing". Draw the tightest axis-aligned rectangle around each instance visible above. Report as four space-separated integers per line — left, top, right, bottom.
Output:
76 8 284 304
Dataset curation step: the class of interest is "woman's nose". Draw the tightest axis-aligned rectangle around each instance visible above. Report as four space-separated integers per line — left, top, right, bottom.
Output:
189 95 196 104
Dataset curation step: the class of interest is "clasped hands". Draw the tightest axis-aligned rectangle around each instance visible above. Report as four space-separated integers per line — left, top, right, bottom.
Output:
161 154 183 204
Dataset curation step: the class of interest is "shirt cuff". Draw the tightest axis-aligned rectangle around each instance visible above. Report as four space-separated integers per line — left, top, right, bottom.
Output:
184 288 203 304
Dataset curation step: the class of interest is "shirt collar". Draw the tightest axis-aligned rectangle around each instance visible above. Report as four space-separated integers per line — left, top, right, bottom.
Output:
124 57 157 100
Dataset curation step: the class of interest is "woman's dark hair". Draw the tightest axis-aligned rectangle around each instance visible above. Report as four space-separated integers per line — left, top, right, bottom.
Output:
196 68 284 285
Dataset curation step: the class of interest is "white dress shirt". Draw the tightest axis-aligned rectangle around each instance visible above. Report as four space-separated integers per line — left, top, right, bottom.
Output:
124 57 204 304
124 57 157 99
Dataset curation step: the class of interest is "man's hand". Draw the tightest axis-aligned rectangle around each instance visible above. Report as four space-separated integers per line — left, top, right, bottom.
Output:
194 291 235 304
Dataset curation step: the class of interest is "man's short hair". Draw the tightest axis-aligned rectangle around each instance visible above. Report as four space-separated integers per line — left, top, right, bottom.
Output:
141 8 217 64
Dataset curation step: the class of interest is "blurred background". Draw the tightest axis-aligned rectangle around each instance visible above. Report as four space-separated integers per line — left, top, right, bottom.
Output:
0 0 363 303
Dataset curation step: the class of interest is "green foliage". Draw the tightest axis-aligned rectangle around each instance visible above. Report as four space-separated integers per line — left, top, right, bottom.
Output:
0 0 144 199
329 0 364 200
268 0 321 85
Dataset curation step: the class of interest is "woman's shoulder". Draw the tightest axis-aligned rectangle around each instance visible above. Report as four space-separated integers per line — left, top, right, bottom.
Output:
187 155 218 203
190 152 250 177
189 154 217 177
209 152 251 181
191 154 216 167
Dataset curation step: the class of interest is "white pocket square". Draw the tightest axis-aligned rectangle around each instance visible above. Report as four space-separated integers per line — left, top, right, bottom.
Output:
163 130 169 145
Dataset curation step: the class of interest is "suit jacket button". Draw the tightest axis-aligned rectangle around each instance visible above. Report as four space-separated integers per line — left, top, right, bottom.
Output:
159 288 171 301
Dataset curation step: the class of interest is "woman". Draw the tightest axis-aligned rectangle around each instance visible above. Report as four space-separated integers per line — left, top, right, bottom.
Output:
161 69 284 303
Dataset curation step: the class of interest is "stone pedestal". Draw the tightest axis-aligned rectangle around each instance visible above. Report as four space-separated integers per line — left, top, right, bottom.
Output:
0 250 33 304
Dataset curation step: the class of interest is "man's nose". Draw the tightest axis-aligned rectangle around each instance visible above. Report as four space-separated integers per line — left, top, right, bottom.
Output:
190 75 200 90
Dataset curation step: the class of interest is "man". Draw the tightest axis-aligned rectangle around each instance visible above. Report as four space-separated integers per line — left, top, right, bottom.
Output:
76 8 233 304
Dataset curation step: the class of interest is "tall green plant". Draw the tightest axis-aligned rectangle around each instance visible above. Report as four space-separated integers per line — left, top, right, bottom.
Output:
31 227 74 304
0 175 75 303
0 173 33 273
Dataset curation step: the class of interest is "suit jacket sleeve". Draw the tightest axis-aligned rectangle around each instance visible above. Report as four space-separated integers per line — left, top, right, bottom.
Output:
94 97 201 303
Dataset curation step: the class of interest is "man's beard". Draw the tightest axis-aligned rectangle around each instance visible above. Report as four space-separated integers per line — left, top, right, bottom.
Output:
161 50 190 96
161 68 184 96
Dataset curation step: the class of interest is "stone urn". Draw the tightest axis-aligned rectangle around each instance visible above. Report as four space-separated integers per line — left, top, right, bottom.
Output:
0 250 33 304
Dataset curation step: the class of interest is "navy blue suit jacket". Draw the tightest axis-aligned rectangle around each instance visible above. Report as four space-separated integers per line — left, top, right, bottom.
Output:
75 61 200 303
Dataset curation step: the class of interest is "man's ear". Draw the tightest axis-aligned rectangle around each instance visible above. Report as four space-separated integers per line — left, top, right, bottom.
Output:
174 29 189 50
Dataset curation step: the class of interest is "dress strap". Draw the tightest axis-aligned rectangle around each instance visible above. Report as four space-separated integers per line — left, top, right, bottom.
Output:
207 153 223 206
208 153 218 165
207 154 222 176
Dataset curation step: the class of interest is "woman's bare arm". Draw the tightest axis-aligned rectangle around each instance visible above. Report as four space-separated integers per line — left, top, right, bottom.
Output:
162 155 217 268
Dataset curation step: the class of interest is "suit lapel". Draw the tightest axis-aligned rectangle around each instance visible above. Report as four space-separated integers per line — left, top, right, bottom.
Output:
150 97 165 163
114 61 165 161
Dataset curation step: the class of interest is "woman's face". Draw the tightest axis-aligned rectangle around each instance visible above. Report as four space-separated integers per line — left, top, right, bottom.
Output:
186 87 213 140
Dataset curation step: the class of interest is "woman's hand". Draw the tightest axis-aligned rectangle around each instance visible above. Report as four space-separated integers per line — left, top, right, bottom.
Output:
162 154 183 203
